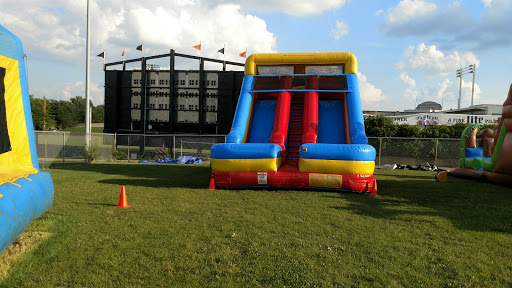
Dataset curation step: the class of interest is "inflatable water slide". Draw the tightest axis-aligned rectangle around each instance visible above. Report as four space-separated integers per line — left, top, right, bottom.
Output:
210 52 376 192
451 83 512 185
0 24 54 253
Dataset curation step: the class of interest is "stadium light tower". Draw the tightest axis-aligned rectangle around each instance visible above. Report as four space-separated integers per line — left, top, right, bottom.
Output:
456 64 476 109
85 0 91 147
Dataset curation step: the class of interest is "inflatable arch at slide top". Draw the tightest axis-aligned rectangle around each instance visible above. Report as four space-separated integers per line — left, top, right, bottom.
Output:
211 52 376 192
0 24 54 253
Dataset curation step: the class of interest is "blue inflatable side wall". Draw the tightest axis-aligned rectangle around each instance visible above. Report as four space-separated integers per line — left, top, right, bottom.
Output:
0 24 54 253
0 173 54 252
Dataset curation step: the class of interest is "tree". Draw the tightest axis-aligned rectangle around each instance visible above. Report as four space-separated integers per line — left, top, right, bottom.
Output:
30 95 56 130
395 124 421 138
364 115 397 137
70 96 87 123
420 125 452 138
448 123 470 138
48 100 80 129
92 105 104 123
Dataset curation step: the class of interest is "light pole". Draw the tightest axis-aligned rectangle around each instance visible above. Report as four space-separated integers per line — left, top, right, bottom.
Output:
85 0 91 147
456 64 476 109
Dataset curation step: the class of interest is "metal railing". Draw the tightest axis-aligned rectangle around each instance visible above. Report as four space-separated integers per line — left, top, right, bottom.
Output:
35 132 460 169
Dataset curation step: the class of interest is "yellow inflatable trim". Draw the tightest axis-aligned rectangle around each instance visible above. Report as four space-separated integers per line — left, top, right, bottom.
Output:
299 158 375 175
245 52 358 75
0 54 37 185
211 158 282 172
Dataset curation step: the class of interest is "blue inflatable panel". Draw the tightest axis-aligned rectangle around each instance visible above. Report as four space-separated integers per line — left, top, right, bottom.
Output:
317 100 345 144
247 99 276 143
465 147 483 158
345 74 368 145
0 172 54 252
300 143 376 161
226 75 254 144
211 143 283 159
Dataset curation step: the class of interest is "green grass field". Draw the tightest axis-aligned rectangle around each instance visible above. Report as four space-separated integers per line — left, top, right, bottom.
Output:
1 164 511 287
62 126 104 133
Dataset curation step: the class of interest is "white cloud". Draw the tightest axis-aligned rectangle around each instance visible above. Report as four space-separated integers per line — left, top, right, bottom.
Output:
0 1 277 64
210 0 347 16
329 21 349 40
358 72 387 108
380 0 512 51
0 0 280 104
375 9 384 16
397 43 479 77
482 0 493 7
395 43 481 109
61 81 103 105
385 0 437 26
433 78 480 108
399 77 480 109
400 72 416 87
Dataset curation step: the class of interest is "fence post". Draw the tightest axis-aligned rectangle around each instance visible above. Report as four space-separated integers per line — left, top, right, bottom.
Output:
180 140 183 157
378 137 382 168
127 135 130 162
62 132 65 163
173 135 176 159
224 135 227 143
44 133 48 166
113 133 117 160
435 138 439 167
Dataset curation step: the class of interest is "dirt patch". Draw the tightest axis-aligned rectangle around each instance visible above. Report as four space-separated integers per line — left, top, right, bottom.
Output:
0 231 52 281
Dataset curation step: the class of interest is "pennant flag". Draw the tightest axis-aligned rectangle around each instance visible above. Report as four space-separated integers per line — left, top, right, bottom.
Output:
136 44 143 51
193 44 201 50
217 48 225 54
239 50 247 58
122 50 125 56
97 52 104 58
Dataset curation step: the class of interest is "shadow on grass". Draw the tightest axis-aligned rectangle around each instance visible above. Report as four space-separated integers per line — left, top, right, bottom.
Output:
49 162 211 189
332 170 512 234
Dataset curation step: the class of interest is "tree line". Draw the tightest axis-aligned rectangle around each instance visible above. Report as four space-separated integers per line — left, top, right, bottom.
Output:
30 95 104 131
364 115 495 139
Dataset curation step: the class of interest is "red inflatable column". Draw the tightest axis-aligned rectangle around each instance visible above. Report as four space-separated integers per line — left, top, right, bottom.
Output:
270 76 292 149
302 76 319 144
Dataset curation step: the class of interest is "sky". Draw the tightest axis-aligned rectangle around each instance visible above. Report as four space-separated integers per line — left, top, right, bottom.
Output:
1 0 512 112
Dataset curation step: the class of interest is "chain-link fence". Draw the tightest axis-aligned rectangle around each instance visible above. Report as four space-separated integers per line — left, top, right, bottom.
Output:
36 132 116 169
35 132 226 168
368 137 460 168
35 132 461 169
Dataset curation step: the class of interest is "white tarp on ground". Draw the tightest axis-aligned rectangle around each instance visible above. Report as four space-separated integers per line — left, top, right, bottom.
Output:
388 113 500 126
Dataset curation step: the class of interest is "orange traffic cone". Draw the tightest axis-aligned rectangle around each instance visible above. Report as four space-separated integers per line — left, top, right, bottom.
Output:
116 186 131 208
208 177 215 190
369 179 379 197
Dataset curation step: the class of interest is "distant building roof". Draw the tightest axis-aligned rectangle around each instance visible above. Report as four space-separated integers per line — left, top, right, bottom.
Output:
443 104 503 115
403 101 442 113
417 101 442 111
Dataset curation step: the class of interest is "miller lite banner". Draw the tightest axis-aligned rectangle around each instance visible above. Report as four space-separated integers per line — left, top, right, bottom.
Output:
389 113 499 126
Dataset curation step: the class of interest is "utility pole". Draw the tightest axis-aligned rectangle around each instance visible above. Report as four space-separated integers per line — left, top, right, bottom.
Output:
85 0 91 147
455 64 475 109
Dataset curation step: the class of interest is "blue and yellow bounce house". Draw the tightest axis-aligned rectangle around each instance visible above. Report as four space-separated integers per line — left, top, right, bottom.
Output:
0 24 54 253
210 52 377 193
